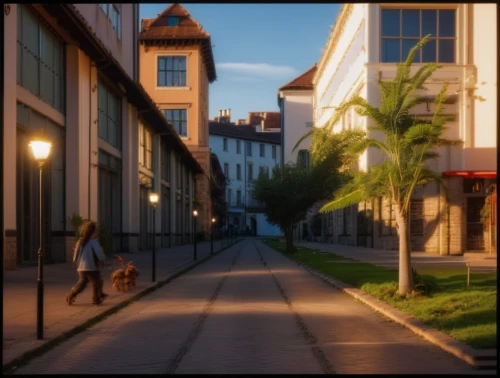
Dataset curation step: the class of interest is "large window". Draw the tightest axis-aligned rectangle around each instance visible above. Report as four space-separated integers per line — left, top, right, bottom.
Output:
157 56 187 87
139 122 153 170
260 143 265 157
17 5 65 113
224 163 229 179
99 4 121 39
164 109 187 137
381 8 456 63
98 81 122 150
272 145 277 159
236 164 241 180
246 141 252 157
223 138 228 151
297 149 310 169
236 140 241 154
248 163 253 181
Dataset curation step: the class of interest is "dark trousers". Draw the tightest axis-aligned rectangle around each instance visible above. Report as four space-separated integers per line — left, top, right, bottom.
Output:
70 270 102 304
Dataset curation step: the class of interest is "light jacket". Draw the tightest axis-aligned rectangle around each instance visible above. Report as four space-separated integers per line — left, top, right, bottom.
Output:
73 238 106 271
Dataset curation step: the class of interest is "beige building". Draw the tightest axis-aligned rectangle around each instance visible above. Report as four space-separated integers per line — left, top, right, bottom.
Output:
138 3 217 235
314 3 497 254
3 4 203 270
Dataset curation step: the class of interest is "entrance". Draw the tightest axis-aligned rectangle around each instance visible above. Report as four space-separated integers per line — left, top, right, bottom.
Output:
466 197 485 251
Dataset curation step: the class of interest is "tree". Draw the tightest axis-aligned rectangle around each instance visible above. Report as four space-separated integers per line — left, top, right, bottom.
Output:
302 36 459 294
252 130 359 254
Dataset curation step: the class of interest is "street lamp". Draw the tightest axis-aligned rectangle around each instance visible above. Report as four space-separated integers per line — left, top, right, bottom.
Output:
211 217 216 255
193 209 198 260
29 130 52 340
149 192 159 282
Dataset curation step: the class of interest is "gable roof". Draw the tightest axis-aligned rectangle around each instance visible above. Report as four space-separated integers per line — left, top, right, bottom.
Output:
279 64 317 91
139 3 216 82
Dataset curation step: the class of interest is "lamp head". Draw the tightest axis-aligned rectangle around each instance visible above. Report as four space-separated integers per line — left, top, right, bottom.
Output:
29 129 52 164
193 210 198 217
211 217 216 223
149 192 159 206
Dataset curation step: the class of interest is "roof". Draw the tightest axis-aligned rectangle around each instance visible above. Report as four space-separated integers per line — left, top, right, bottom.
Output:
209 122 281 144
279 64 317 91
39 4 203 174
139 3 216 82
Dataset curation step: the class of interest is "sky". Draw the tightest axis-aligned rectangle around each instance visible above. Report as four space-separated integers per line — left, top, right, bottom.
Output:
139 3 341 121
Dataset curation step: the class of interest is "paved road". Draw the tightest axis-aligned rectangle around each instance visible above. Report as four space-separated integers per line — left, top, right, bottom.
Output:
11 240 480 374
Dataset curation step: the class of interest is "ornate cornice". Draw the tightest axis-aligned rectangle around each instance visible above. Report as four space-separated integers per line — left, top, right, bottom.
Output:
314 3 355 85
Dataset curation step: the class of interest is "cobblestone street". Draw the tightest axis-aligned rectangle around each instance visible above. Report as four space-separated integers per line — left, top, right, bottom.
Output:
12 240 481 374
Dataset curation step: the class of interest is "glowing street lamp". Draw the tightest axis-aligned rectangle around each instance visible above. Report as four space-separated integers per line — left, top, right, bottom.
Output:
211 217 216 255
29 130 52 340
193 209 198 260
149 192 159 282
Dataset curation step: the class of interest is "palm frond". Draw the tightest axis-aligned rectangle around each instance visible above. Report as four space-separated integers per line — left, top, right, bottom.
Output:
320 189 366 213
292 129 314 153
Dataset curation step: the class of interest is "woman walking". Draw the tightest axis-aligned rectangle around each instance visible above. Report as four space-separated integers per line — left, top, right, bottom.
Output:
66 220 109 305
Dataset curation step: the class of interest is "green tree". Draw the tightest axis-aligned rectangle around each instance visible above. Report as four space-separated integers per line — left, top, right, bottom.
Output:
302 36 459 294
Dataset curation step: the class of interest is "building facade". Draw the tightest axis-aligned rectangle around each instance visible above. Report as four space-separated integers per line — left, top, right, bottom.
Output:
209 119 282 237
314 3 497 254
3 3 202 270
138 3 216 236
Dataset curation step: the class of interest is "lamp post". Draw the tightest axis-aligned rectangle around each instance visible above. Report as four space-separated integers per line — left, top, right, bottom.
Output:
29 130 52 340
211 217 216 255
193 209 198 260
149 192 159 282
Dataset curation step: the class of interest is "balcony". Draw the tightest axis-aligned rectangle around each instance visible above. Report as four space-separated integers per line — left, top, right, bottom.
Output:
226 197 267 213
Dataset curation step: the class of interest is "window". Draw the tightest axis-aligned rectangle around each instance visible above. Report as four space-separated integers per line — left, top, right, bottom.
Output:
380 8 456 63
236 140 241 154
272 145 277 159
224 163 229 179
236 164 241 180
410 199 424 237
139 123 153 170
17 5 65 113
246 141 252 156
305 122 313 128
248 163 253 181
260 143 265 157
99 4 108 15
227 188 232 204
342 207 351 236
164 109 187 137
379 198 396 236
98 81 122 150
157 56 187 87
236 190 242 206
223 138 228 151
259 166 266 177
161 139 171 182
297 149 310 168
167 16 179 26
110 5 121 40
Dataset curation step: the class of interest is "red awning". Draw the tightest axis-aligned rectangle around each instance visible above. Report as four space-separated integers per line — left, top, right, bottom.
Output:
442 170 497 179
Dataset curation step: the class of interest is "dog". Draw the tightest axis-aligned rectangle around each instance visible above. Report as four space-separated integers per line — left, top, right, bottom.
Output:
111 256 139 292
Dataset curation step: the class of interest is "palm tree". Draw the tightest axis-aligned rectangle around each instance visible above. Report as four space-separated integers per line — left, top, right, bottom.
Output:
298 36 460 294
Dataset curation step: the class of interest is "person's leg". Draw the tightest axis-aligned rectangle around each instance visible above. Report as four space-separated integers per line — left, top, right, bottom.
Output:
98 270 109 300
66 271 88 305
87 271 102 304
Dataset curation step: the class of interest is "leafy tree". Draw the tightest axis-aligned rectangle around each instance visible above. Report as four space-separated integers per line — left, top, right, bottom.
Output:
301 36 459 294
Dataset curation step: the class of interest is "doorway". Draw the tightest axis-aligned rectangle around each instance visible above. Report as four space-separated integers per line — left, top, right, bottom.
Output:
466 197 486 251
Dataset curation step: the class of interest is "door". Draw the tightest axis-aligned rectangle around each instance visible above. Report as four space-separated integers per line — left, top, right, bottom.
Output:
466 197 485 251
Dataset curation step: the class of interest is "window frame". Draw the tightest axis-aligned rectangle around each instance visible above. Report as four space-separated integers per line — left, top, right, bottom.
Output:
224 162 229 179
164 108 188 138
272 145 277 159
246 141 252 157
379 7 457 64
248 163 253 181
236 164 242 180
259 143 265 157
223 138 228 151
157 55 188 87
236 140 241 154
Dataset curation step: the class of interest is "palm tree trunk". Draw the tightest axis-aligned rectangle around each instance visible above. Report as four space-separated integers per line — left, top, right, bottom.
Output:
395 208 414 294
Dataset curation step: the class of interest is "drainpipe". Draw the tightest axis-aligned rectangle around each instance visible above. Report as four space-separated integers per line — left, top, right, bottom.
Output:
1 9 5 273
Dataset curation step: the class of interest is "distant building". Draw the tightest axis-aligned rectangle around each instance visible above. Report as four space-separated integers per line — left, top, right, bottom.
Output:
209 118 282 236
139 3 217 237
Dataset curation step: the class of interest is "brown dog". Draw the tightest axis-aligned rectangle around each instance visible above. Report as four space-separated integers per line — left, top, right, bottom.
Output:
111 256 140 292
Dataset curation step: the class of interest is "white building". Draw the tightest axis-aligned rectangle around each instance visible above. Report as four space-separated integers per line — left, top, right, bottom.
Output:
2 4 202 270
314 3 497 254
209 119 282 236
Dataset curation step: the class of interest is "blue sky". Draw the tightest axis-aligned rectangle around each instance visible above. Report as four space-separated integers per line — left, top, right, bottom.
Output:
139 3 341 121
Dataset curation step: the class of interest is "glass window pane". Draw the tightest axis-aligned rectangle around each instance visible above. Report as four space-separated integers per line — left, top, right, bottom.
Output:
381 9 400 37
159 57 165 70
439 10 455 37
158 71 165 86
180 72 186 86
439 39 455 63
166 74 173 86
422 39 437 62
173 73 179 86
422 10 437 37
166 57 173 70
402 39 421 62
381 38 400 62
402 10 419 37
179 57 186 70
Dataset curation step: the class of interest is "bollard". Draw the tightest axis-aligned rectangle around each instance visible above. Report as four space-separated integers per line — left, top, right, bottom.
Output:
466 262 470 287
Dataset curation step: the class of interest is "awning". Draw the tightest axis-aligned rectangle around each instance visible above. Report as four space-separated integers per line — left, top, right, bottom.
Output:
442 171 497 179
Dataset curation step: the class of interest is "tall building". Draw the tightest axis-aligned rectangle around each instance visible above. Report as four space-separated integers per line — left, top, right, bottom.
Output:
138 3 216 236
2 4 202 270
209 114 282 236
314 4 497 254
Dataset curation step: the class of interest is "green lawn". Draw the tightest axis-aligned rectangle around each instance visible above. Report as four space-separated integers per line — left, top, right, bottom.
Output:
262 238 497 349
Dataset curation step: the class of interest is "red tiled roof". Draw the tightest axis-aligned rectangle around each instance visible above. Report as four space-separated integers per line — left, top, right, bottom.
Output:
279 64 317 91
139 3 216 82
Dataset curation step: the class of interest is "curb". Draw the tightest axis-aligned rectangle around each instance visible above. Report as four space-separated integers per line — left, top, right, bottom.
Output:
2 240 241 375
290 258 492 370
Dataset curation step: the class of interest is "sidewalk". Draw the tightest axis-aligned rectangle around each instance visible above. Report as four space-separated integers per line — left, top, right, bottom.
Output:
3 237 239 369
